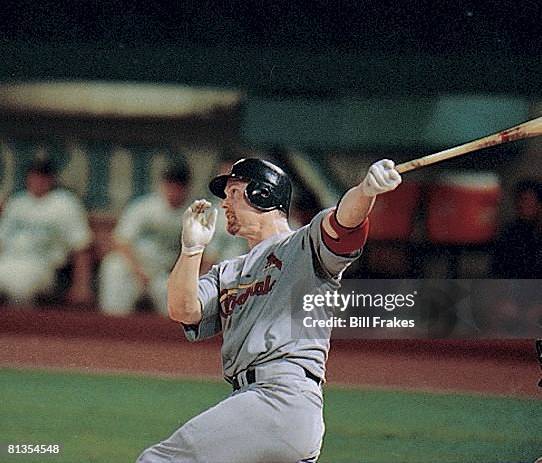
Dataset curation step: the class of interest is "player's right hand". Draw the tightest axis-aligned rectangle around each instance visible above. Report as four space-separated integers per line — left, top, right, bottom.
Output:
181 199 218 256
359 159 402 196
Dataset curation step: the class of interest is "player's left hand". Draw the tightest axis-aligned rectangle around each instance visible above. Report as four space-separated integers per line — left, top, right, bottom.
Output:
359 159 402 196
181 199 218 256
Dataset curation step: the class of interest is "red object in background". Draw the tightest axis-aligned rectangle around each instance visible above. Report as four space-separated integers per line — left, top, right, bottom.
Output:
369 182 421 240
427 173 501 244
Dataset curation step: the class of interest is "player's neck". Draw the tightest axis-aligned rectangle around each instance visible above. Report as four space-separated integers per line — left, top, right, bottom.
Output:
245 217 291 249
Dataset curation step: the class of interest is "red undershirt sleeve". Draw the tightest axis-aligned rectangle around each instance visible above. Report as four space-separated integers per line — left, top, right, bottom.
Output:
321 209 369 255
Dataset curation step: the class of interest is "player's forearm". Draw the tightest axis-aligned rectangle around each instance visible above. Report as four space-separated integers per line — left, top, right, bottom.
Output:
167 252 203 324
321 185 373 246
169 199 217 324
322 185 374 238
335 185 376 227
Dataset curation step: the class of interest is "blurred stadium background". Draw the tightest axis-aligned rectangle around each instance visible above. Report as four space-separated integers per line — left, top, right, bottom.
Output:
0 1 541 462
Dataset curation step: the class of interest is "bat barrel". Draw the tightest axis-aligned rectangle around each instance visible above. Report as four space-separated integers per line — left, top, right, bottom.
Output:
395 116 542 174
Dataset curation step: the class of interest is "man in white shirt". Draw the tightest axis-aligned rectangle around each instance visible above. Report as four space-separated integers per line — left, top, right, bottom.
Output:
0 158 93 305
98 164 192 315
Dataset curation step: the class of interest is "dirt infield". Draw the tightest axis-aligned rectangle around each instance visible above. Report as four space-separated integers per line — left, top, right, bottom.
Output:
1 307 540 398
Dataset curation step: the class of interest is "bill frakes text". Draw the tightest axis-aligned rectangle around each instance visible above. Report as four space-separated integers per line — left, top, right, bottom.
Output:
303 316 415 328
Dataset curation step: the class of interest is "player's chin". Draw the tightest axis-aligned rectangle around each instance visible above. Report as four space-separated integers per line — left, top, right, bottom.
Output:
226 221 240 236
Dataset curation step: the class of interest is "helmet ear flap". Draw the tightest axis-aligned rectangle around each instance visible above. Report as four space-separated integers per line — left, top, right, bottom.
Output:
253 185 271 198
245 181 275 211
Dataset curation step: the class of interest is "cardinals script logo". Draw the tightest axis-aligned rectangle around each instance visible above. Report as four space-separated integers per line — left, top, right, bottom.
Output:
220 254 283 318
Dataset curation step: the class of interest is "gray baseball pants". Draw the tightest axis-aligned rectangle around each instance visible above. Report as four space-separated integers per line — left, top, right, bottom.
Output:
136 361 324 463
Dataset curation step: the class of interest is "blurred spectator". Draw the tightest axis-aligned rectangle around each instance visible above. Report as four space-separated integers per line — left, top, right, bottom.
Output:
470 280 542 336
0 158 93 305
98 163 191 315
491 179 542 278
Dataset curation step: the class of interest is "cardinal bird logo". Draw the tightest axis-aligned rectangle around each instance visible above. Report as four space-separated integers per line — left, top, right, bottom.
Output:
265 253 283 271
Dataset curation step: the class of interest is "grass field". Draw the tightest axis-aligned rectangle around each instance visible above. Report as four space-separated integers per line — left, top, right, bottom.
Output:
1 368 540 463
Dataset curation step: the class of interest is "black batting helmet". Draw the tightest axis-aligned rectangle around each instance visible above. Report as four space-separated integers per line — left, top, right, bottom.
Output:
209 158 292 214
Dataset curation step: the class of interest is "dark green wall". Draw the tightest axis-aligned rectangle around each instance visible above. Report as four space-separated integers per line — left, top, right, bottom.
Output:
1 43 540 97
0 42 538 150
243 96 531 149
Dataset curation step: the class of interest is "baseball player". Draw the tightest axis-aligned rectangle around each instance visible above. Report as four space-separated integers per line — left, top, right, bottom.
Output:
0 158 92 305
98 164 192 315
136 158 401 463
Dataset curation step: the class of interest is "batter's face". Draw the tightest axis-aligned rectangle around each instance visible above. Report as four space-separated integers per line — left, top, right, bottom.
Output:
222 179 262 236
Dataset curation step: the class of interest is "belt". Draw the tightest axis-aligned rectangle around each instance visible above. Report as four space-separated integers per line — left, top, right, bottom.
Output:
231 366 322 391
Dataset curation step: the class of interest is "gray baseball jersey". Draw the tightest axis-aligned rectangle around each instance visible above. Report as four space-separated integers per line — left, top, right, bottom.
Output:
137 209 364 463
184 208 361 381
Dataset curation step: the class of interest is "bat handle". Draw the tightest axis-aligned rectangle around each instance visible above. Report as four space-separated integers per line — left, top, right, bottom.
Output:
395 161 419 174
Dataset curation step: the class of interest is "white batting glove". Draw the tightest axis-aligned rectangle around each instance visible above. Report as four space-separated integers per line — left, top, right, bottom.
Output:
359 159 402 196
181 199 218 256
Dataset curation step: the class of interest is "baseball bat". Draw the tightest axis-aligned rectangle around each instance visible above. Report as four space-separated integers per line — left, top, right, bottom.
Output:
395 116 542 174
